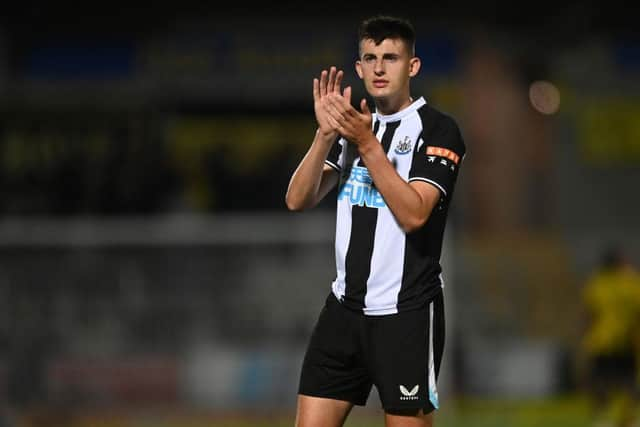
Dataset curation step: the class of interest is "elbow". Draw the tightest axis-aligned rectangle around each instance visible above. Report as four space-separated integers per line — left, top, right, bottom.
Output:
286 199 304 212
399 215 429 234
285 193 306 212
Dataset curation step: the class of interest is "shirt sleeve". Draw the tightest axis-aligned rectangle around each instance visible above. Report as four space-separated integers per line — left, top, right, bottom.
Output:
408 114 466 199
324 135 345 172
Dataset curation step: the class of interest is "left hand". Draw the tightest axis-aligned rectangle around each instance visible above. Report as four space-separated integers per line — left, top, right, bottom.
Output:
323 94 374 147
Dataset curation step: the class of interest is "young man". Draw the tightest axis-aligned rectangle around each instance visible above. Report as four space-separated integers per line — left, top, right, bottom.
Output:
285 15 466 427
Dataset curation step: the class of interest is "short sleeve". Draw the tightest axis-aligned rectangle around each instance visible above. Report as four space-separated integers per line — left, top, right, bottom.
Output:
408 115 466 199
325 135 345 172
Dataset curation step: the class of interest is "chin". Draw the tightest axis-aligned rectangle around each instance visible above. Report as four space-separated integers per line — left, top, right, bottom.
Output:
367 86 391 98
370 91 394 104
370 94 389 104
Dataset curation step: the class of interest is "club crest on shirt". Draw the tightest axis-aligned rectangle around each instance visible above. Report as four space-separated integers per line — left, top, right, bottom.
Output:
394 136 413 155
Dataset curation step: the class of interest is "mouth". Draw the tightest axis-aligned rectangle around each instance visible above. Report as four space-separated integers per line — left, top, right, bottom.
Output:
373 80 388 88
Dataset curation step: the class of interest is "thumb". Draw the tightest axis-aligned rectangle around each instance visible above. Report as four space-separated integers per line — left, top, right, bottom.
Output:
360 98 371 115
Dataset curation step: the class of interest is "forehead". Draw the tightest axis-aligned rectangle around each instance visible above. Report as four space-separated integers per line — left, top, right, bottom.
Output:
359 38 409 56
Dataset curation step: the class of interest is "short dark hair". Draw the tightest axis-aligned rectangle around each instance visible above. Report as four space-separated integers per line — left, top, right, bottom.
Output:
358 15 416 55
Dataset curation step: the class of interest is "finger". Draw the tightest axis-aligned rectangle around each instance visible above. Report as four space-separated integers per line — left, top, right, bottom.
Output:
319 70 328 97
333 70 344 94
326 93 346 114
327 66 337 94
360 98 371 115
325 101 352 131
333 118 352 137
325 109 342 130
313 78 319 102
343 86 352 105
323 100 345 123
330 93 355 116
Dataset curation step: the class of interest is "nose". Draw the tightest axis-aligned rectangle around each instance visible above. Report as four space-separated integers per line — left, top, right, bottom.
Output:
374 59 385 75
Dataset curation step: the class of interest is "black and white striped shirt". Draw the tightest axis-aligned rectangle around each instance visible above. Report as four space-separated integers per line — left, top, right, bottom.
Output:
325 97 466 315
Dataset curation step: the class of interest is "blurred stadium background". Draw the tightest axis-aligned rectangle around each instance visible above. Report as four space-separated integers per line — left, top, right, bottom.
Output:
0 2 638 426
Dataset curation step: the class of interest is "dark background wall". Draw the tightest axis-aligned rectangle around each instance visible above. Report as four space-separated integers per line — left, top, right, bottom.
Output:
0 2 638 425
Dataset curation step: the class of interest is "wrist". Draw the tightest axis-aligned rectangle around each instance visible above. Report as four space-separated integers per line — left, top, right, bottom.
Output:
316 128 337 143
356 134 379 156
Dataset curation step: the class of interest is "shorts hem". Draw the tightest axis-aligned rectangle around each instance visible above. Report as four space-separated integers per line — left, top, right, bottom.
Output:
298 390 368 406
383 404 437 415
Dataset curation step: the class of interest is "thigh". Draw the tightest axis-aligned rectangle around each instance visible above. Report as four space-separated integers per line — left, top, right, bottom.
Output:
369 292 445 415
298 292 373 406
295 394 354 427
385 409 433 427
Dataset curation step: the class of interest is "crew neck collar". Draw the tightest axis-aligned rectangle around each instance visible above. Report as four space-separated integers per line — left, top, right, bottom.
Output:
374 97 426 123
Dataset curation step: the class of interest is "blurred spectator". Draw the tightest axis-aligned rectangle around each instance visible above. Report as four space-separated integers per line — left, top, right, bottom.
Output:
579 245 640 427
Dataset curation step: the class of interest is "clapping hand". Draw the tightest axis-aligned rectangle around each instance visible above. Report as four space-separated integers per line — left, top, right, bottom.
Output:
313 66 352 138
323 89 373 148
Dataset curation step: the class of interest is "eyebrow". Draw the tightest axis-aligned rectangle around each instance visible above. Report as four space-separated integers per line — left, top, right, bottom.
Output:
362 53 401 59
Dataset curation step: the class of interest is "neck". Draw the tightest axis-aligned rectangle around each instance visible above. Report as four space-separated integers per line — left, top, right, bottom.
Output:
375 94 413 116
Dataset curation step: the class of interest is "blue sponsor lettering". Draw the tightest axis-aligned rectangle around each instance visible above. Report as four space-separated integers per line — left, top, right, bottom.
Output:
352 167 372 184
338 166 386 208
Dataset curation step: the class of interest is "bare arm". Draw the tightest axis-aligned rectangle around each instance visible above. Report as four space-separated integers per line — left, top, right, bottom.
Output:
285 131 339 211
357 136 440 231
285 66 351 211
325 95 440 232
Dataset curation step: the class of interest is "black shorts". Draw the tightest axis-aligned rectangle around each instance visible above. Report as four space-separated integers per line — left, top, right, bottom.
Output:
298 290 445 413
588 352 637 394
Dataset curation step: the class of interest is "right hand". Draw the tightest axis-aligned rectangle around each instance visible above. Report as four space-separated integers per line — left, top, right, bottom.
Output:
313 66 352 139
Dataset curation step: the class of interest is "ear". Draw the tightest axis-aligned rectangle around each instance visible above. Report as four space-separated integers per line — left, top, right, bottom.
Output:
409 57 421 77
355 60 364 79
